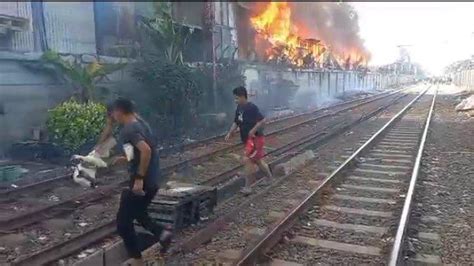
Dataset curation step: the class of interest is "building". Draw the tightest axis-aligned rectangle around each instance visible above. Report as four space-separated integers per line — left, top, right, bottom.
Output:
0 2 240 155
0 2 400 155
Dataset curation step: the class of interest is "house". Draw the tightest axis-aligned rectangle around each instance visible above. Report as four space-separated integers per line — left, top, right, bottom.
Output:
0 1 238 156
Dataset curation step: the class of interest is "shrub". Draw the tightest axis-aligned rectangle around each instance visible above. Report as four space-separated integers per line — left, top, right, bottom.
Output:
132 58 202 138
46 100 106 152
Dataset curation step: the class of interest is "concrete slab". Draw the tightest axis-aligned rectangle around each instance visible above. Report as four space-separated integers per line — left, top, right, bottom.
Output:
218 249 242 261
268 211 286 219
324 205 392 218
313 219 387 234
372 149 412 154
389 130 419 134
412 254 442 264
245 227 267 239
340 156 412 164
0 233 28 247
382 140 417 145
341 184 399 193
285 199 300 207
72 249 104 266
377 145 413 150
291 236 381 256
270 259 303 266
418 232 441 241
333 194 396 204
217 175 246 202
376 158 412 164
421 216 440 223
371 153 413 159
274 150 315 177
348 176 401 184
359 163 411 170
354 168 407 176
386 134 419 138
104 241 128 266
297 189 311 195
383 136 418 141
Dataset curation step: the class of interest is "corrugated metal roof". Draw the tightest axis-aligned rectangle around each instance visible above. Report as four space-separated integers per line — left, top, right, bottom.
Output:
1 2 35 52
43 2 96 54
0 2 30 19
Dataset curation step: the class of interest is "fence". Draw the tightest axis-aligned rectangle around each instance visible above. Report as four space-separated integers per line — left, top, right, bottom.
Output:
243 64 416 102
451 69 474 91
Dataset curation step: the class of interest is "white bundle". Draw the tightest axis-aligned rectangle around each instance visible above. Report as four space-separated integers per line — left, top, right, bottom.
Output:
72 137 116 188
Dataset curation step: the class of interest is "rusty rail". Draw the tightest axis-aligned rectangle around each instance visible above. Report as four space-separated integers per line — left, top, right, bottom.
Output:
0 89 404 232
0 89 397 200
10 90 410 266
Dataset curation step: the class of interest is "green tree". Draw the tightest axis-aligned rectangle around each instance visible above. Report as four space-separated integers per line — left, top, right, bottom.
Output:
137 3 192 65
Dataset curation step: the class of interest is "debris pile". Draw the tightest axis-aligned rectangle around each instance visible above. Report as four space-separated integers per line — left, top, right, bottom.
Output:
455 94 474 116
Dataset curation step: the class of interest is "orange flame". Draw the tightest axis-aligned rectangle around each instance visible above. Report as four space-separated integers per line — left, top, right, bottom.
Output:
250 2 368 69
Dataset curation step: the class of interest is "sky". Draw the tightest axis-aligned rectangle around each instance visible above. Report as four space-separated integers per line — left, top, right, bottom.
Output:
352 2 474 75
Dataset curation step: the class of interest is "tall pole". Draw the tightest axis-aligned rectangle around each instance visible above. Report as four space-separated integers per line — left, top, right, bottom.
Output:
211 2 218 111
205 1 218 111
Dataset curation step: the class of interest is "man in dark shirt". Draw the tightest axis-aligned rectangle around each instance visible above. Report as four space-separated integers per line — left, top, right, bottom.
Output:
109 98 172 265
225 86 273 194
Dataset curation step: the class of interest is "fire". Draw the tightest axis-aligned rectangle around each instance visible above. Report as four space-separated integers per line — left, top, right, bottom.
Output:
250 2 368 69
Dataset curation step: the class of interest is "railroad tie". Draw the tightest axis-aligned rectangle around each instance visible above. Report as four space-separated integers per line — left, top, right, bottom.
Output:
323 205 393 218
312 219 388 234
290 236 381 256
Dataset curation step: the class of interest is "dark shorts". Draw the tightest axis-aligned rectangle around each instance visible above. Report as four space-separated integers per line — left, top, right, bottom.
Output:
245 136 265 162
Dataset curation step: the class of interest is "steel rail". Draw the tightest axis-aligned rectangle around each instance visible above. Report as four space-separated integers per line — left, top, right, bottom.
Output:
388 86 438 266
10 90 411 266
0 89 398 199
12 222 116 266
0 89 404 231
236 85 431 265
173 92 410 255
158 89 405 175
158 89 398 155
0 91 406 231
201 92 406 187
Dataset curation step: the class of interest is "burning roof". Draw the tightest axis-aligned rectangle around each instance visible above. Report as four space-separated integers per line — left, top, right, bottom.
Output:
248 2 370 70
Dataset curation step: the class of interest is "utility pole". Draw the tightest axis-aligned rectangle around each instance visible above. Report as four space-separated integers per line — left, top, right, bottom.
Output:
205 1 218 111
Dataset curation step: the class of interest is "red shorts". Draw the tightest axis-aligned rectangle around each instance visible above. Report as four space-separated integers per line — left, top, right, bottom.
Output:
245 136 265 161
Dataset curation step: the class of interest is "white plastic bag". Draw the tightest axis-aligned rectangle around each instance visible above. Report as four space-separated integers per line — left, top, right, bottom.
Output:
123 143 134 161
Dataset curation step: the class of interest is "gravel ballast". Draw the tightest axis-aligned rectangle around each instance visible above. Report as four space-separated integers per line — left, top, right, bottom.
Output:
403 85 473 265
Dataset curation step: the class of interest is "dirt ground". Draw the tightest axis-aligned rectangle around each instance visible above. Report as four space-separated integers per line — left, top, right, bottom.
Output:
407 85 473 264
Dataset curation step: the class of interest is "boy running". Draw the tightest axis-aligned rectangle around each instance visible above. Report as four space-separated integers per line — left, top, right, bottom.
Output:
225 86 273 194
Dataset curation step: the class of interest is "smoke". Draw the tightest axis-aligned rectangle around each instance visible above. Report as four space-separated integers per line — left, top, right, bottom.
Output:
290 2 370 61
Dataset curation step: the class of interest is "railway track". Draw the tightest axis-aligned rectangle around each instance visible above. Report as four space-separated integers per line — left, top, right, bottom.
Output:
0 89 397 200
239 87 435 265
6 88 416 265
165 85 436 265
0 89 406 233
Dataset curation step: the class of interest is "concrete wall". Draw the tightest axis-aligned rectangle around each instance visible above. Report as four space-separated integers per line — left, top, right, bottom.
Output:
242 64 412 108
0 58 70 155
451 69 474 91
0 52 134 157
